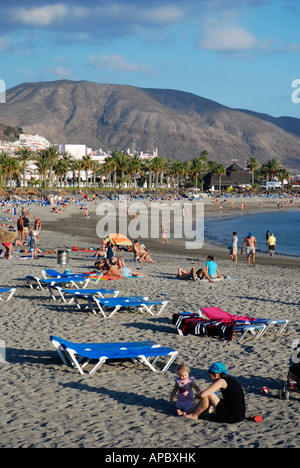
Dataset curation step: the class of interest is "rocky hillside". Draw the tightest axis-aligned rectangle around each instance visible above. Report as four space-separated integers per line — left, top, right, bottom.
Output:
0 80 299 171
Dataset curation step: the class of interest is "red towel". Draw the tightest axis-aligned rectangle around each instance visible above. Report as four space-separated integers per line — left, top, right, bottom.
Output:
202 307 256 322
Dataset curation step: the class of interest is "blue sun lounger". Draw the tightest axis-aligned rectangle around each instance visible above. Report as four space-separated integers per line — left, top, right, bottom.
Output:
0 287 16 302
199 309 289 339
74 295 168 318
42 269 87 279
50 335 178 374
41 269 102 285
25 276 91 290
48 286 120 303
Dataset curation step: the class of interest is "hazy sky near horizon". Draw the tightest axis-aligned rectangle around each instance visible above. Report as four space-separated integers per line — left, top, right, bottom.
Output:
0 0 299 118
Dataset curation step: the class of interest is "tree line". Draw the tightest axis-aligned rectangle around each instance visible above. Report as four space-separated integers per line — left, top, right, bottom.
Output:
0 145 291 191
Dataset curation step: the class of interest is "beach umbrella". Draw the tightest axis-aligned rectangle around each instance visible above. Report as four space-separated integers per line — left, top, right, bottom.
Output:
27 188 38 195
0 227 17 243
106 233 132 246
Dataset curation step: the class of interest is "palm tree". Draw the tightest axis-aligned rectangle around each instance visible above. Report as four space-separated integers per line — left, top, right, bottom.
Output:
183 160 192 187
129 154 142 189
199 150 209 191
192 151 208 190
1 154 20 188
108 153 119 187
164 158 175 189
116 152 130 187
263 158 282 181
60 151 74 187
82 155 93 189
15 146 35 188
71 159 84 188
278 168 290 190
103 157 114 188
151 156 164 189
172 160 185 191
87 160 102 188
216 163 226 193
0 151 9 186
54 159 67 189
146 158 155 189
38 145 61 187
34 151 50 187
247 157 258 187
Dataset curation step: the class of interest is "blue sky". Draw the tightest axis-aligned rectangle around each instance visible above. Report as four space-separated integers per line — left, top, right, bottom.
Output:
0 0 299 118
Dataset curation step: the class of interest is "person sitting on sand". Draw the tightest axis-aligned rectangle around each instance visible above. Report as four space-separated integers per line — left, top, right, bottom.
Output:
139 244 155 263
106 263 147 278
133 240 146 261
177 267 215 283
183 362 245 423
133 240 155 263
204 255 224 279
170 364 201 416
95 238 107 258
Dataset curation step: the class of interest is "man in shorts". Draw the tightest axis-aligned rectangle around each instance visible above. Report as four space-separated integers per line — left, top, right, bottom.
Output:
241 232 257 266
267 233 276 256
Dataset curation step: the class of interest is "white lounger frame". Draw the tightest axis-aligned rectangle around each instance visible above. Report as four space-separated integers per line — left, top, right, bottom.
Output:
51 337 178 375
80 296 168 318
48 286 120 304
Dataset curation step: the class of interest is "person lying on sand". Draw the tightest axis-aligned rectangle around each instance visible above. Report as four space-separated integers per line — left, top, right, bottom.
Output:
177 267 215 283
107 263 147 278
22 247 57 255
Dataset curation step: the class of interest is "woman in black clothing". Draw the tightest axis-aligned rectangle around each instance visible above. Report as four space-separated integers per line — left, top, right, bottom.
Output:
184 362 245 423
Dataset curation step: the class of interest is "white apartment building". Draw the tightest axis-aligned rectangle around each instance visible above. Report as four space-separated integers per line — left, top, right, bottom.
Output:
0 133 51 153
55 144 91 159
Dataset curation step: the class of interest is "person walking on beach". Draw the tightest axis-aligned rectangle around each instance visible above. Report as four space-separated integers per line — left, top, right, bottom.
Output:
170 364 201 416
241 232 257 266
83 207 89 220
161 225 169 244
34 216 41 242
230 232 238 263
267 233 276 256
183 362 245 423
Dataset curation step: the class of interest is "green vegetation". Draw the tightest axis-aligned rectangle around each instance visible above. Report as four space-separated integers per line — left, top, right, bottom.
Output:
0 146 292 192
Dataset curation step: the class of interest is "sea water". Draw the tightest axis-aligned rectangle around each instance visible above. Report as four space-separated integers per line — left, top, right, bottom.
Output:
204 209 300 257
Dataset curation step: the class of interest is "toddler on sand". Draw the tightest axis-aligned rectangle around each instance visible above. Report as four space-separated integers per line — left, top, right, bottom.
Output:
170 364 201 416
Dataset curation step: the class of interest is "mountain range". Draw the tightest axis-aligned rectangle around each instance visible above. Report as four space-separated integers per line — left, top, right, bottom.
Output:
0 79 299 171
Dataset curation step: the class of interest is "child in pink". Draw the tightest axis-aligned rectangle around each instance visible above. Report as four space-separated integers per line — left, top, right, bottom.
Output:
170 364 201 415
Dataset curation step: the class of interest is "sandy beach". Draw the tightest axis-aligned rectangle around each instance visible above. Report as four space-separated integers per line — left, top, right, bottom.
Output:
0 196 299 449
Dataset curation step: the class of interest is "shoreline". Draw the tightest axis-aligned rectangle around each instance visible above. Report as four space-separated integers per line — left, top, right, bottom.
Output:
41 198 300 268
